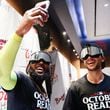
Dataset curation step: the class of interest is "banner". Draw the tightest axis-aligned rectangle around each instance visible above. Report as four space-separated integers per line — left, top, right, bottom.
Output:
0 0 40 73
13 28 40 73
0 0 21 40
51 52 75 110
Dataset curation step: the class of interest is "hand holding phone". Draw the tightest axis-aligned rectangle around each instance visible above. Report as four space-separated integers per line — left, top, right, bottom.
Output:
35 0 50 11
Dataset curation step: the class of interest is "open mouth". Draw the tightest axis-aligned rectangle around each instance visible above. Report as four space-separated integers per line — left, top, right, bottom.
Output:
87 62 94 65
35 67 44 75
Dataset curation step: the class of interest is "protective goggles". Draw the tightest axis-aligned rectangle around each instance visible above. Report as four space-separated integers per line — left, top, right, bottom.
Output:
30 59 50 65
80 46 104 60
30 51 51 63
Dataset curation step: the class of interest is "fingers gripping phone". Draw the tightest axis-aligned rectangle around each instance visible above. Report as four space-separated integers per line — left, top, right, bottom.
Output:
36 0 50 11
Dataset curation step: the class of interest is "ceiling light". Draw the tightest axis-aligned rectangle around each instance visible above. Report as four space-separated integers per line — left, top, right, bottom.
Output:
62 31 67 36
75 53 78 56
77 56 80 59
73 49 76 52
67 39 70 43
104 3 109 7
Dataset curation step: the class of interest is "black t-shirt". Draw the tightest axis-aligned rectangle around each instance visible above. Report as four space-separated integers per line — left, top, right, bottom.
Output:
63 74 110 110
5 72 50 110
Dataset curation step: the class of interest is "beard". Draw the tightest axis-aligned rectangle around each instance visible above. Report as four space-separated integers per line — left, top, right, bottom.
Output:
29 71 50 85
27 64 50 85
87 63 101 71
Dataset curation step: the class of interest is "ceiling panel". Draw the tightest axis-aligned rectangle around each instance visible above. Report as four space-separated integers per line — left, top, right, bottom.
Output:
82 0 95 38
82 0 110 39
96 0 110 36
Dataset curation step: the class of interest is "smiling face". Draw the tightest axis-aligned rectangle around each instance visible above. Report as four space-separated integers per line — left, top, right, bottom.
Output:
27 51 51 76
83 55 104 71
80 44 105 71
29 59 50 76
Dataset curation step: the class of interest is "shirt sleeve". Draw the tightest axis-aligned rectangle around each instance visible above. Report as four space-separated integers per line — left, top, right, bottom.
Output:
0 33 22 90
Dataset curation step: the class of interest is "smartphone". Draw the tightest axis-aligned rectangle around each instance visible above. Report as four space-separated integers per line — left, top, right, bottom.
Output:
44 0 50 10
35 0 50 11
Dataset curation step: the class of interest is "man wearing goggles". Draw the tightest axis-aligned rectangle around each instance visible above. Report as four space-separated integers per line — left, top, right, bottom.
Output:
26 51 52 99
63 43 110 110
80 44 105 70
0 1 51 110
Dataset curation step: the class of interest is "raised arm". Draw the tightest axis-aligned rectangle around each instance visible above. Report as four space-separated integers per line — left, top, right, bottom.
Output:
0 1 49 90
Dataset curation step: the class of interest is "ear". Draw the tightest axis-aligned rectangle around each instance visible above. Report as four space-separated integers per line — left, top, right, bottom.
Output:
26 64 32 74
101 56 105 62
